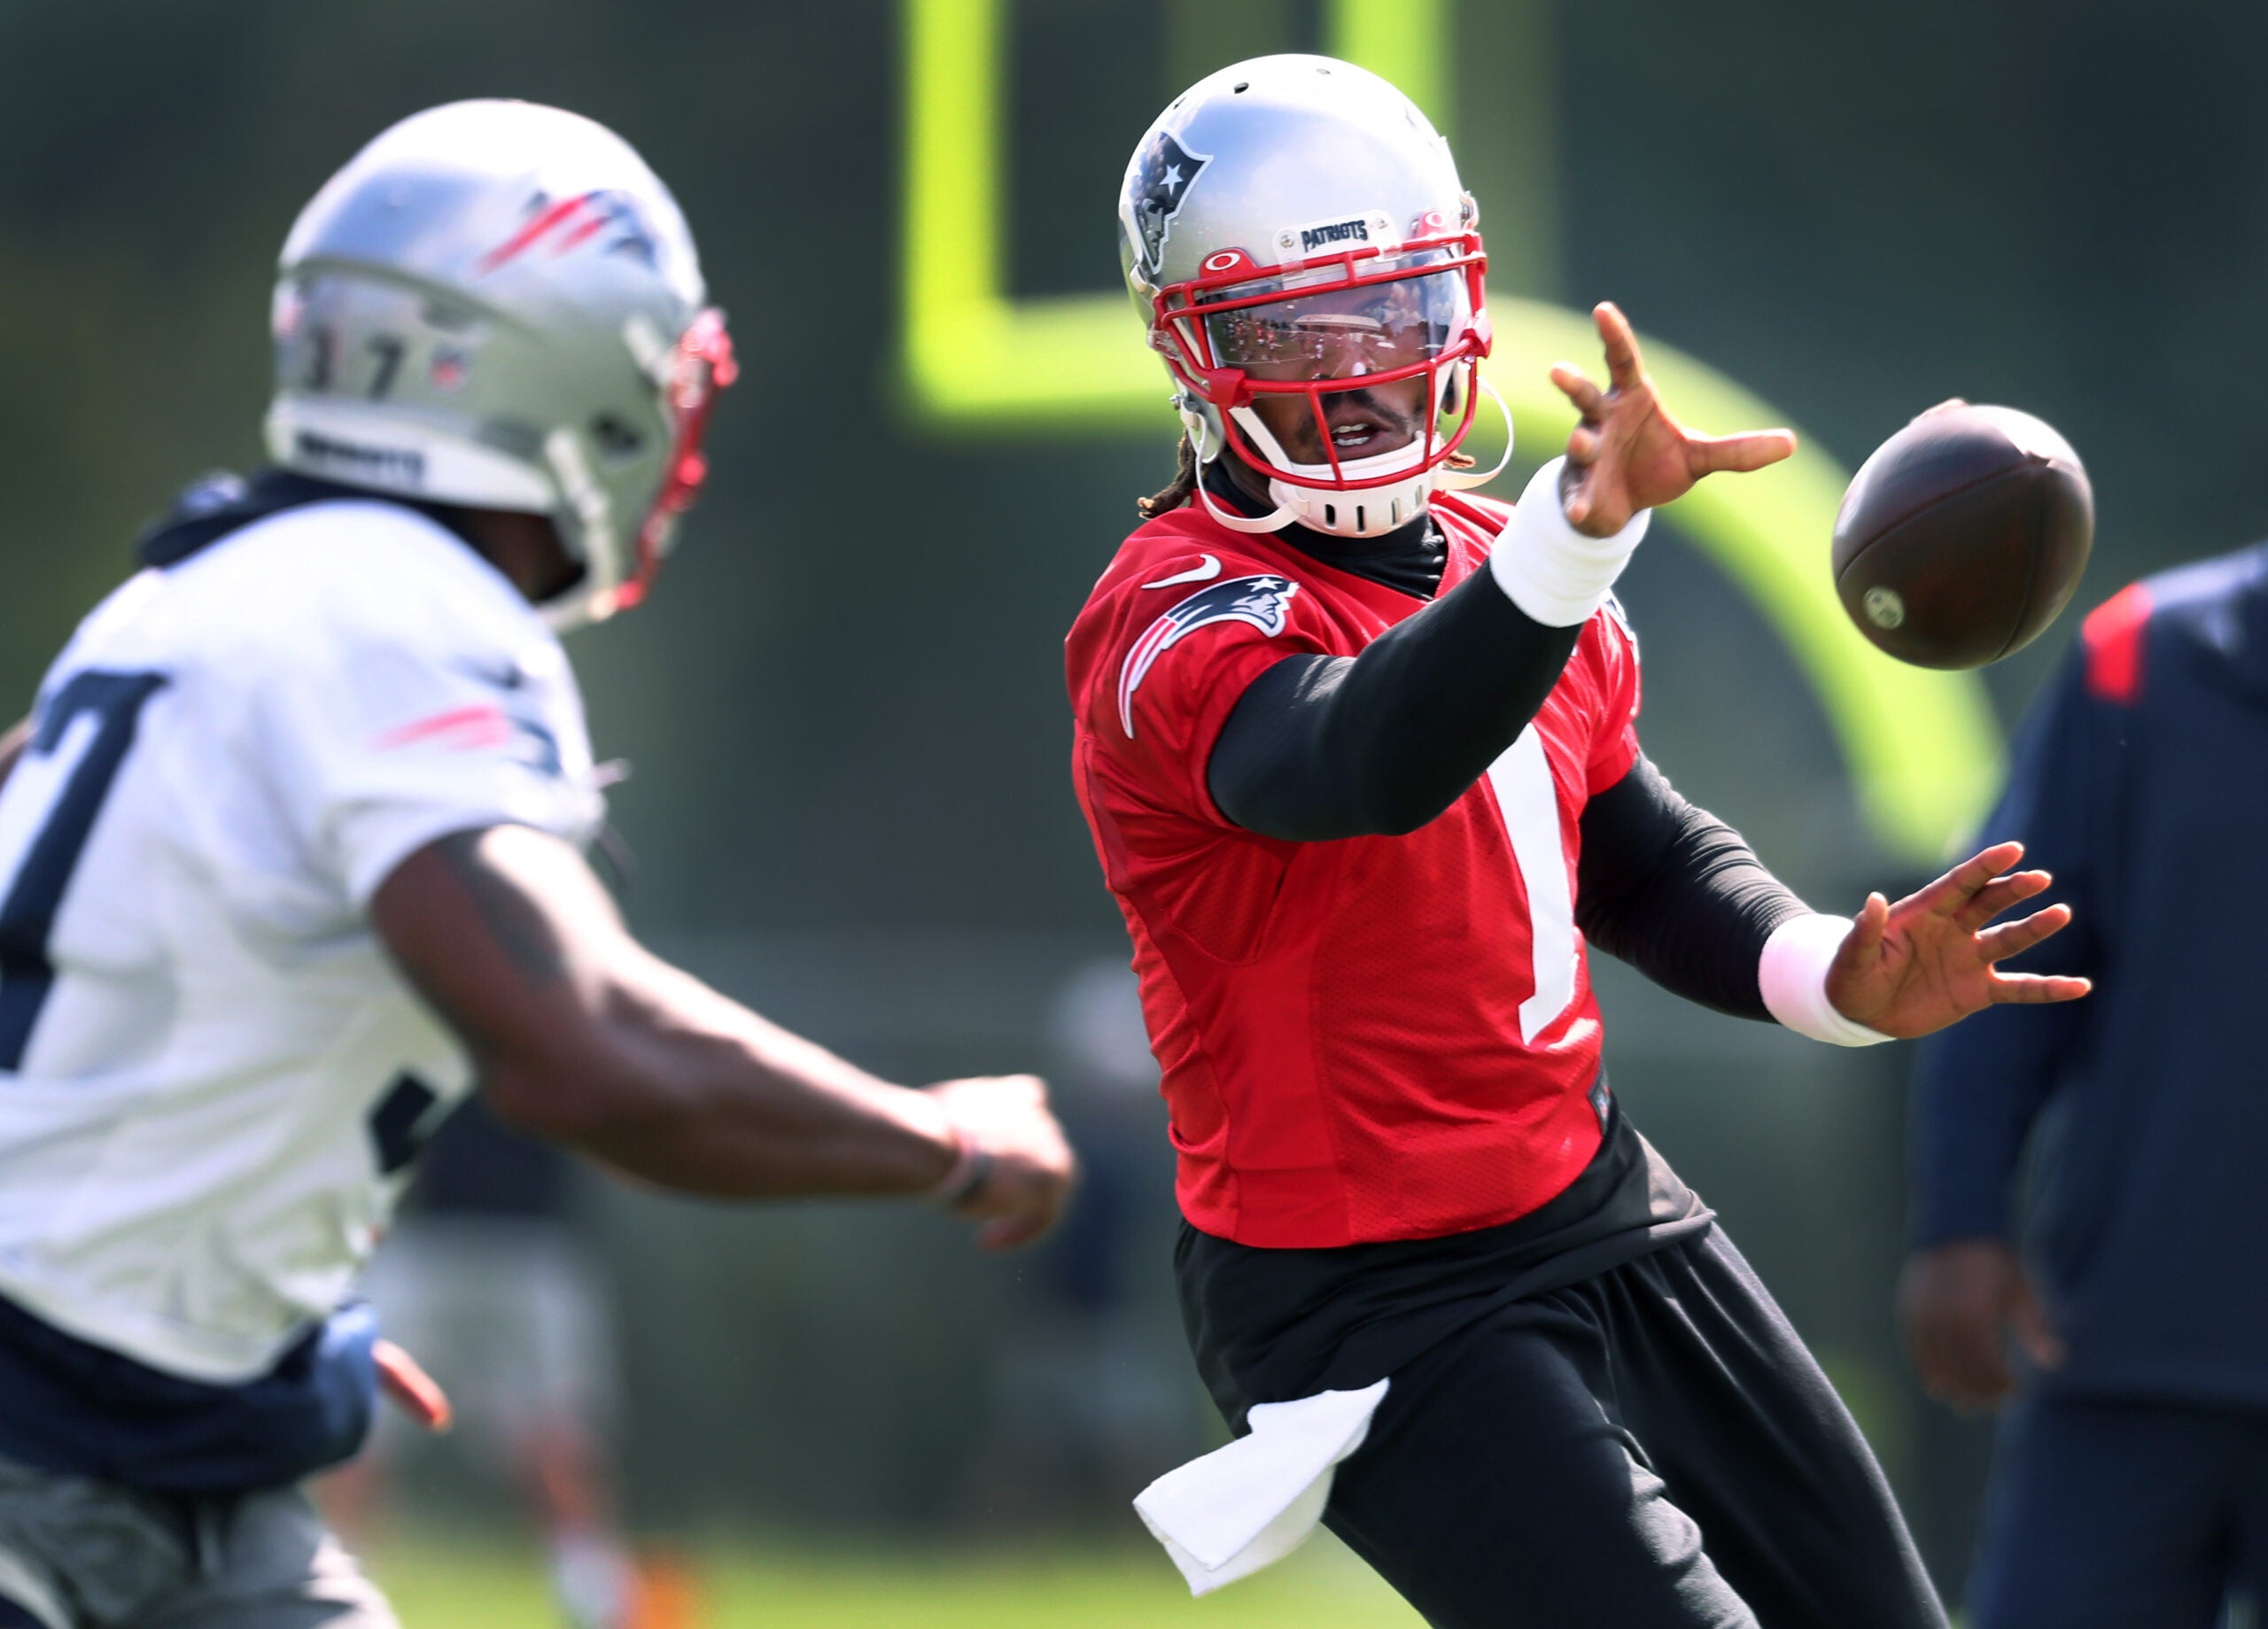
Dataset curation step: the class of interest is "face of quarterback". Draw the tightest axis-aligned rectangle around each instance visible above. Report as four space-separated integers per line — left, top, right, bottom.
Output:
1206 270 1452 476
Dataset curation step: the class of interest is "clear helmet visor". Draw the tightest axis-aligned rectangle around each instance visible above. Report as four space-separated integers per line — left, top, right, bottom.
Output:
1201 261 1471 381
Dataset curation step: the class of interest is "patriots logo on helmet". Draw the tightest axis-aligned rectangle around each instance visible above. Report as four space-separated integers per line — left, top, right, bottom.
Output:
1127 129 1212 281
480 189 663 275
1118 574 1299 737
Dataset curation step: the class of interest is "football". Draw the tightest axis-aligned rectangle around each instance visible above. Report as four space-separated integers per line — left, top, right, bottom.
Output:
1829 403 2093 669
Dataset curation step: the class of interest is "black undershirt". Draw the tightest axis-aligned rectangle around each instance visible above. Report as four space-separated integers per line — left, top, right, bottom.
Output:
1195 469 1805 1020
1180 1099 1712 1429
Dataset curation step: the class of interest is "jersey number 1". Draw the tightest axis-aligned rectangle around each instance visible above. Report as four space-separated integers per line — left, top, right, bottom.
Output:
0 671 167 1070
1485 726 1579 1043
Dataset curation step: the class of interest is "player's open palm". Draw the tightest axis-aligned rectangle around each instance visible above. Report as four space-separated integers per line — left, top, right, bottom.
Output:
926 1074 1079 1252
1550 301 1797 537
1824 841 2092 1038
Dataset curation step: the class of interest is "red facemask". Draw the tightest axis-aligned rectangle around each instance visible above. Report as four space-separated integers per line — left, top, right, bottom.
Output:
608 306 738 614
1149 223 1490 492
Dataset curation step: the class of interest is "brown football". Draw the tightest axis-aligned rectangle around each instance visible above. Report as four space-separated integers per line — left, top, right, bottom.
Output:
1830 404 2093 669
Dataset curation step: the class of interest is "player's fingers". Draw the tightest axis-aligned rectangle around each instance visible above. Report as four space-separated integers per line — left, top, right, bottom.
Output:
1690 429 1797 475
1566 423 1603 466
1953 870 2053 931
1914 842 2028 916
1550 362 1605 421
1594 301 1643 391
976 1200 1061 1252
374 1339 453 1433
1911 1307 2010 1412
1985 972 2093 1005
1829 892 1890 981
2009 1277 2067 1372
1977 903 2072 964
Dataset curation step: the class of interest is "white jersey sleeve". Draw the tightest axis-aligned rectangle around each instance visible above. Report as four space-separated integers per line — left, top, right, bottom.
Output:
245 551 605 907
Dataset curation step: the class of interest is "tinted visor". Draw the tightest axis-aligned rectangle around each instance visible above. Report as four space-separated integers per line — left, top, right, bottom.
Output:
1203 266 1469 380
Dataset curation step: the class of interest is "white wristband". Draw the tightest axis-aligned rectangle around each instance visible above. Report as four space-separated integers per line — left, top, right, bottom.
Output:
1487 456 1652 627
1759 913 1893 1047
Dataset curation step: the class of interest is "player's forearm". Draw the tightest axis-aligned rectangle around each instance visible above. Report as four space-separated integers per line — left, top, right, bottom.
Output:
1574 756 1809 1020
490 950 959 1198
375 826 959 1199
1208 566 1581 840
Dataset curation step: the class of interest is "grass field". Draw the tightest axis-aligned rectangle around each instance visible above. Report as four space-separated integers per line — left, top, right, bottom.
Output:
366 1528 1426 1628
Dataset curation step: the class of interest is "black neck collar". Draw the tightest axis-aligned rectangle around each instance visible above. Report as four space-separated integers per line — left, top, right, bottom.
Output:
137 469 481 570
1200 462 1446 601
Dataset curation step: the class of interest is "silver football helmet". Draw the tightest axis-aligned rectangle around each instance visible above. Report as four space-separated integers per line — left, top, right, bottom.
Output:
1118 56 1508 538
267 99 734 629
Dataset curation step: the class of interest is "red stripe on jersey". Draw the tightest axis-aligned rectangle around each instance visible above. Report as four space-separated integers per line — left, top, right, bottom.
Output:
2082 583 2152 705
375 703 511 750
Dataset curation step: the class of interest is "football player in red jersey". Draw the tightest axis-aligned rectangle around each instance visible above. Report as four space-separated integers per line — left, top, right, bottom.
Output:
1068 57 2091 1629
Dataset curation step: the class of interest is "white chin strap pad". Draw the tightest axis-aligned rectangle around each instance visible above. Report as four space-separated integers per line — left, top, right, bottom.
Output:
1230 402 1435 539
1486 458 1651 627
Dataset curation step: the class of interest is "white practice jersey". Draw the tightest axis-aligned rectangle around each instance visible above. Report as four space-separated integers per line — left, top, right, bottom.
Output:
0 500 603 1384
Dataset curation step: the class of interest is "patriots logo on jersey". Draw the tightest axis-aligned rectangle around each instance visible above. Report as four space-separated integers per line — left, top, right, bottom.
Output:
1126 129 1211 280
1118 574 1299 737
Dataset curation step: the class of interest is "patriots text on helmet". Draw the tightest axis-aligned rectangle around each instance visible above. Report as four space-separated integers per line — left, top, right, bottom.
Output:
1298 218 1371 253
292 430 425 485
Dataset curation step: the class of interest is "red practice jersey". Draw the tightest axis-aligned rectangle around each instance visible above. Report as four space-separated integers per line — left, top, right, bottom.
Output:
1065 492 1643 1248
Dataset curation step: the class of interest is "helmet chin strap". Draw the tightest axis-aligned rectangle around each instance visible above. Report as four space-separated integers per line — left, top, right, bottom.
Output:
1435 376 1516 492
1179 400 1302 534
540 426 626 631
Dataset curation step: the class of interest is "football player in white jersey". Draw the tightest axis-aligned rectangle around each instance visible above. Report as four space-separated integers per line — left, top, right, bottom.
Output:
0 100 1076 1629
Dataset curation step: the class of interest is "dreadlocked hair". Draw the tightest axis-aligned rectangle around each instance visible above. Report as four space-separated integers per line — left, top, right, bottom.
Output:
1133 435 1478 520
1137 436 1200 518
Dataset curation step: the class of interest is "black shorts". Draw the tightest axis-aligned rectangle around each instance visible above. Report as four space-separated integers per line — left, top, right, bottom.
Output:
1177 1113 1944 1628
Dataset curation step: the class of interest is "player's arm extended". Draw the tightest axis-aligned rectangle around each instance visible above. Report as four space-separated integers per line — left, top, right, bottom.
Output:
1208 459 1645 841
370 824 1074 1248
1573 755 1808 1020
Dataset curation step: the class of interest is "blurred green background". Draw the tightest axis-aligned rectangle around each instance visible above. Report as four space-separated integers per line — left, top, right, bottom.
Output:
4 0 2264 1615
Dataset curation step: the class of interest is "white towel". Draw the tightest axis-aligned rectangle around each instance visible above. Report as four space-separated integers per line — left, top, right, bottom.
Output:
1133 1379 1391 1595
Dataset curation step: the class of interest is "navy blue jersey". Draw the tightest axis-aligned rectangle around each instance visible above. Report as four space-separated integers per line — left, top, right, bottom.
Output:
1910 542 2268 1405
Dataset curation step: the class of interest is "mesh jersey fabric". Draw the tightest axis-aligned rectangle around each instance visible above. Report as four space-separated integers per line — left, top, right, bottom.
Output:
1065 491 1641 1247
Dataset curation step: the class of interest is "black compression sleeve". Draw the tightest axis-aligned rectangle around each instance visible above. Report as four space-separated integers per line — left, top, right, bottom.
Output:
1573 756 1811 1020
1206 566 1581 842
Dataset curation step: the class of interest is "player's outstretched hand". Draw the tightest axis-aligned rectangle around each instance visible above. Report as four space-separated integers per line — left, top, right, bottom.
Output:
1898 1238 2064 1413
1823 841 2092 1038
1549 302 1797 538
374 1338 453 1433
925 1074 1078 1252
